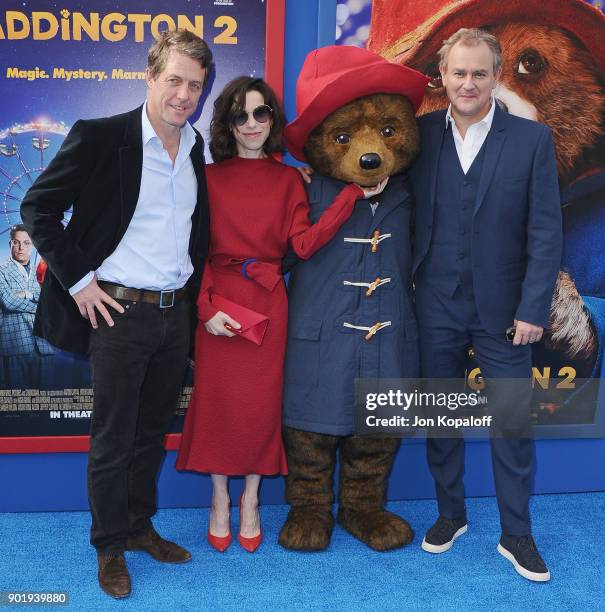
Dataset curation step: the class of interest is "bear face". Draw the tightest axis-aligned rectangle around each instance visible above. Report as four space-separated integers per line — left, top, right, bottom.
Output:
409 24 605 186
303 93 420 186
491 23 605 185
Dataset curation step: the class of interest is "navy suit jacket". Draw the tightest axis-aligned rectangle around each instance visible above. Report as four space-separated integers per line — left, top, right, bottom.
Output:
410 105 562 332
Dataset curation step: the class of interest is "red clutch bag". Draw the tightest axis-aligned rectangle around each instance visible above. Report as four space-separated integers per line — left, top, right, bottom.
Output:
210 294 269 346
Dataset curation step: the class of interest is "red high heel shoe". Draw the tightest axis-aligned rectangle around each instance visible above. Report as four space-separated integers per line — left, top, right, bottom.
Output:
208 504 232 552
208 529 232 552
238 494 262 553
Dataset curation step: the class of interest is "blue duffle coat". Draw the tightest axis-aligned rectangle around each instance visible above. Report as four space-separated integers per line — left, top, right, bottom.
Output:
283 172 419 435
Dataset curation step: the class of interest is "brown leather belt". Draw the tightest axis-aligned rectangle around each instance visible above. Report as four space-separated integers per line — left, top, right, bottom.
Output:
98 281 188 308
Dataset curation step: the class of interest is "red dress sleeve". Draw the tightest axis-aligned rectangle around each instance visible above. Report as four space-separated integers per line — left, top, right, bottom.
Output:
196 259 219 323
288 180 363 260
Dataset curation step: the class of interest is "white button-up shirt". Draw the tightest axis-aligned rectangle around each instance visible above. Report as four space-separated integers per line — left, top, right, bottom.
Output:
445 100 495 174
70 104 198 293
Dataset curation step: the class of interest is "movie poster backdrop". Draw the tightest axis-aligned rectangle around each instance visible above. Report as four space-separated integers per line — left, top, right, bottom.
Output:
337 0 605 436
0 0 284 448
3 0 602 448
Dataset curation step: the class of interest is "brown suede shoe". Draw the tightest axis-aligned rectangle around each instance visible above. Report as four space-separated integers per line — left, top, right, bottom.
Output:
97 553 131 599
126 527 192 563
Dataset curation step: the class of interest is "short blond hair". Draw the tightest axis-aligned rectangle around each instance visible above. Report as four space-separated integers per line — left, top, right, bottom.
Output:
147 29 213 83
438 28 502 74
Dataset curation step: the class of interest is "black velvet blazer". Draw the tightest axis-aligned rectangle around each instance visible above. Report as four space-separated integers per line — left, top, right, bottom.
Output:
21 105 210 354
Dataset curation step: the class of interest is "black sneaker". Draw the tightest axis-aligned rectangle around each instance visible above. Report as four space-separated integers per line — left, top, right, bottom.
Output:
497 535 550 582
421 516 468 553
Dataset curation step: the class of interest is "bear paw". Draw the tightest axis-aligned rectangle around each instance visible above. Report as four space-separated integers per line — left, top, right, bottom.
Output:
337 507 414 551
545 271 597 361
278 507 334 551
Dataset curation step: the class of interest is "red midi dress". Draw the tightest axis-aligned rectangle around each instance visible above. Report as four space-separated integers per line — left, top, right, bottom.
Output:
176 156 362 475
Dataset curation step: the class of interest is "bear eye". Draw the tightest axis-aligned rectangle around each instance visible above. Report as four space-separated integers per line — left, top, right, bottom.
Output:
335 133 350 145
381 126 396 138
423 61 443 89
516 50 546 76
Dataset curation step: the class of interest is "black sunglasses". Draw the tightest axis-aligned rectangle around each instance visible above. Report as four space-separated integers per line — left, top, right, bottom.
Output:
231 104 273 127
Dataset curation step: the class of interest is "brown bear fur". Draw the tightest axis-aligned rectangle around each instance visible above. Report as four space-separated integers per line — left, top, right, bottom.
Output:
545 271 597 360
280 427 413 552
279 92 420 553
304 94 420 186
489 24 605 187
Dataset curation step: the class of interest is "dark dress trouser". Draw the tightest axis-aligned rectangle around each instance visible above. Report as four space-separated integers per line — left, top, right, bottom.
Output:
416 283 534 536
87 298 190 553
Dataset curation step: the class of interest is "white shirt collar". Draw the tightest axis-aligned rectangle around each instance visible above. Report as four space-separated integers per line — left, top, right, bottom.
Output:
445 98 496 132
141 102 196 152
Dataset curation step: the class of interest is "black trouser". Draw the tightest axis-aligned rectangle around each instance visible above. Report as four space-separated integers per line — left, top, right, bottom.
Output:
416 283 534 536
87 298 190 553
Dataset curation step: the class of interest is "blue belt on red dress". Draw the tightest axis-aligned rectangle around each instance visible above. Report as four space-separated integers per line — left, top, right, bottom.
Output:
210 255 282 291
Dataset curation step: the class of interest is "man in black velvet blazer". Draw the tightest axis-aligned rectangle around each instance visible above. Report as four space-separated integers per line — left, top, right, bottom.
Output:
21 30 211 599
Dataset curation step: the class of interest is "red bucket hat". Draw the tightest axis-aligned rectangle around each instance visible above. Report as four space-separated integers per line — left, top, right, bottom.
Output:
368 0 605 77
285 45 429 162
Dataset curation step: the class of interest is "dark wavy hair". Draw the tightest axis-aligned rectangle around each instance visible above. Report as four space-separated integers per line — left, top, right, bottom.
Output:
209 77 286 162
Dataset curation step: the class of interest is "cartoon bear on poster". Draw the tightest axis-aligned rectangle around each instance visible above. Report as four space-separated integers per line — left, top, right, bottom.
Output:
368 0 605 422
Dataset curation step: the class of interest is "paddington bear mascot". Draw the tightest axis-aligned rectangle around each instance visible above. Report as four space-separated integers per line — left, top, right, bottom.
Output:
279 46 428 551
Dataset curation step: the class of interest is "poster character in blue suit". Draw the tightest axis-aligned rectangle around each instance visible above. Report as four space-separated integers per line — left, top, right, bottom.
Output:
409 29 562 581
0 225 54 389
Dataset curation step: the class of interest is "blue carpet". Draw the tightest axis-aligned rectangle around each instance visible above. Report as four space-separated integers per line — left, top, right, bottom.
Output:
1 493 603 611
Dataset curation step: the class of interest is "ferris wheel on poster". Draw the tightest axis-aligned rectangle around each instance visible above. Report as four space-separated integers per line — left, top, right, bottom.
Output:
0 119 71 242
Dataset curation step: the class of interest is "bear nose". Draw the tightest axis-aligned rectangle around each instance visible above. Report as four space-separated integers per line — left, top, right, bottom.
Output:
359 153 381 170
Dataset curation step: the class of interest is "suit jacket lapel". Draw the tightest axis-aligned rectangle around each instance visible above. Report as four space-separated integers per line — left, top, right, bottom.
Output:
118 106 144 235
188 133 207 255
474 105 506 214
427 115 446 220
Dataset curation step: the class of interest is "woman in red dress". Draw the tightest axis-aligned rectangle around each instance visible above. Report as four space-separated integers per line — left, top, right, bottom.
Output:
176 77 386 552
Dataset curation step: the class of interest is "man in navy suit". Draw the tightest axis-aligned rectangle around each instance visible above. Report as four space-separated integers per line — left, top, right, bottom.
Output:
410 28 562 582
